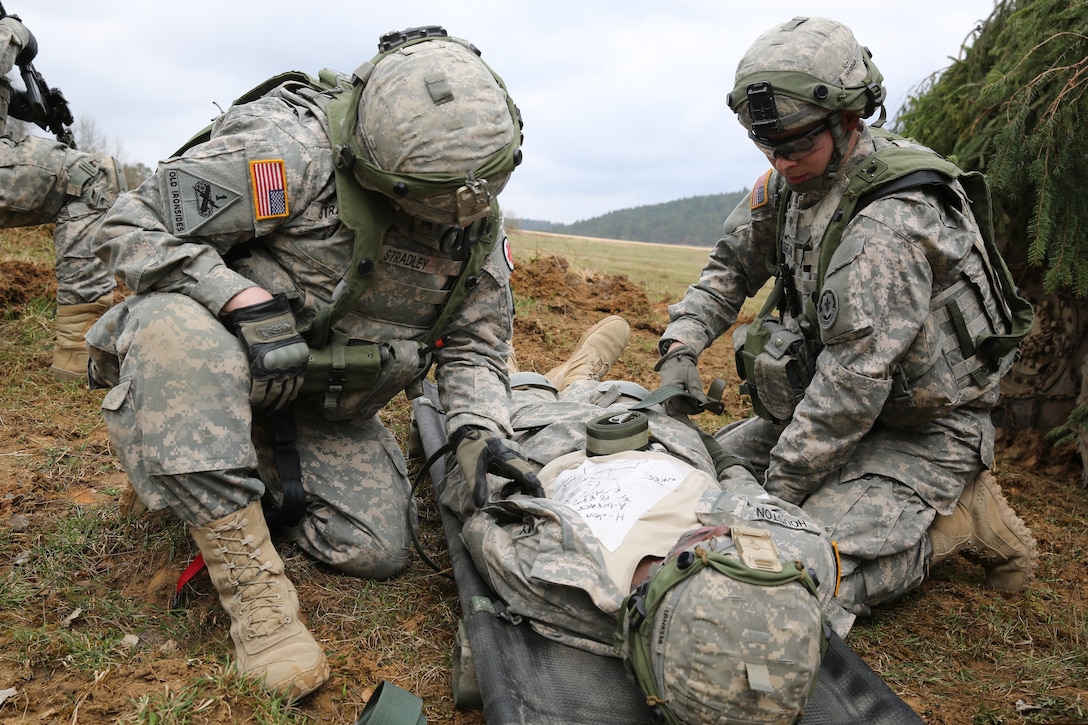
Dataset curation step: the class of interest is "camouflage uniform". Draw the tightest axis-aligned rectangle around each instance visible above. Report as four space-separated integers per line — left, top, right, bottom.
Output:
87 62 517 579
663 125 1007 613
455 380 853 657
0 17 118 307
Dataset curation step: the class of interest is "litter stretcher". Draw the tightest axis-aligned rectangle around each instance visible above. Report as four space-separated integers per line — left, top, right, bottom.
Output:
411 383 925 725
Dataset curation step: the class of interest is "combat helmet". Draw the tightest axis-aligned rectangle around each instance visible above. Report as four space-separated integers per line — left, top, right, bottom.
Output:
727 17 885 182
616 530 825 725
336 26 523 225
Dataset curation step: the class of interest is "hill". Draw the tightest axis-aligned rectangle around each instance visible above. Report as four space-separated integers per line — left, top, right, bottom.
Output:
514 190 749 246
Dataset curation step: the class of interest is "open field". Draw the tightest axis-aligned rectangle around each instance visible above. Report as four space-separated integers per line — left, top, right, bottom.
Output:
1 225 1086 724
508 229 713 301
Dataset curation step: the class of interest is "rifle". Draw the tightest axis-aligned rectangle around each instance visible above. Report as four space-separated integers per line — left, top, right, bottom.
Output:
0 3 76 148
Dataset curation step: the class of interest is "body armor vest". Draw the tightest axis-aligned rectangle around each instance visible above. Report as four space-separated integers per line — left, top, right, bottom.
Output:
736 132 1033 426
181 71 500 417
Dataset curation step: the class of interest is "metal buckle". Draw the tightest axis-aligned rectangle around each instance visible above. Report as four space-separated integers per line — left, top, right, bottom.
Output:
731 524 783 573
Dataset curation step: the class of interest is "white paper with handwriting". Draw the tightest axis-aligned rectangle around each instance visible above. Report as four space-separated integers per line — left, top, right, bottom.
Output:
550 457 689 552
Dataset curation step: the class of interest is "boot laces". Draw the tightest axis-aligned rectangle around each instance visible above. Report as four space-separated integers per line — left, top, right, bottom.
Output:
213 527 292 638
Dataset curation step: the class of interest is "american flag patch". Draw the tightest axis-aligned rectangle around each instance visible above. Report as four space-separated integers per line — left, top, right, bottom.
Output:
249 159 289 220
750 169 773 210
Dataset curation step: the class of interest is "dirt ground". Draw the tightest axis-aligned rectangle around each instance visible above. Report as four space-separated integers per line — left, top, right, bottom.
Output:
1 249 1086 724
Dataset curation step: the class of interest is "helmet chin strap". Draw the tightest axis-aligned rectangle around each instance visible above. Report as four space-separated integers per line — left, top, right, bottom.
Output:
824 112 849 178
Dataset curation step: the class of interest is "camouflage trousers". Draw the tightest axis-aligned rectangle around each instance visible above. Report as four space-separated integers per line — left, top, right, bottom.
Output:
714 406 995 612
0 134 119 304
87 293 416 580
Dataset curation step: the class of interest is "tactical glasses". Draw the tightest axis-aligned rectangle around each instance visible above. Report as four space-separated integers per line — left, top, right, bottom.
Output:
749 119 829 161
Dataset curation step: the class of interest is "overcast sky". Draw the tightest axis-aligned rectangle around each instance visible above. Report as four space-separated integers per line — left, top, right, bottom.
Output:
19 1 996 224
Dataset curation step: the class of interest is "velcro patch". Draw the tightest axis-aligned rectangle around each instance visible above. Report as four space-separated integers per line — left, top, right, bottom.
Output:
249 159 289 220
750 169 773 210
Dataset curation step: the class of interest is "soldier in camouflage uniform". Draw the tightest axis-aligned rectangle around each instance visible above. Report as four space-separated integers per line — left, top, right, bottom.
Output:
0 14 123 379
449 317 834 724
85 27 535 701
657 17 1038 619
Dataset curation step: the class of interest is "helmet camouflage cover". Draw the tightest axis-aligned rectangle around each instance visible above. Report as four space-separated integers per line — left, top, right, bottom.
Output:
617 531 825 725
727 16 885 135
347 27 523 225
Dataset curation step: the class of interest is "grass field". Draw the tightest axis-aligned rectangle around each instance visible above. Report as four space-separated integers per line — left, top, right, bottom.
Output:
508 228 713 301
2 224 1086 725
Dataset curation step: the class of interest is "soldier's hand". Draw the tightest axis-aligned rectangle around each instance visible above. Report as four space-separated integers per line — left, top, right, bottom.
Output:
225 293 309 411
655 344 708 415
451 426 545 508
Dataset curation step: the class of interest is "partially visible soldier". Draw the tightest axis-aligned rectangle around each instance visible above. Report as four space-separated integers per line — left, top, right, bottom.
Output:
445 316 838 724
86 26 532 701
657 17 1038 620
0 13 123 379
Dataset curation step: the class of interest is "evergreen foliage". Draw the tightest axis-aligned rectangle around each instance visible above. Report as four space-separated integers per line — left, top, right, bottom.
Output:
515 190 749 247
896 0 1088 296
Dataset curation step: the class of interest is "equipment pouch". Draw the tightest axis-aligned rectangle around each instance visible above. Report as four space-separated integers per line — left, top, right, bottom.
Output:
302 338 381 396
734 317 813 423
305 335 431 420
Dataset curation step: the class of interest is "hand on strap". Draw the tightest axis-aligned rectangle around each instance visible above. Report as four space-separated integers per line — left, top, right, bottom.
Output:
654 344 708 415
451 426 545 509
225 293 310 411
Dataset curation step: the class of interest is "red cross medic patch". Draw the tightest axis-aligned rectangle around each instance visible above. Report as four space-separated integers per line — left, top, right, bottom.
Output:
503 235 515 271
250 159 289 220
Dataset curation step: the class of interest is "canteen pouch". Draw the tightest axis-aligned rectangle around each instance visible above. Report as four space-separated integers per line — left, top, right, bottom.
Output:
303 334 431 420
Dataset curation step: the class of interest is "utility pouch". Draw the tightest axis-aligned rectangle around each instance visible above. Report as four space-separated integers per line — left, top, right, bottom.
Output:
301 332 382 401
734 317 813 423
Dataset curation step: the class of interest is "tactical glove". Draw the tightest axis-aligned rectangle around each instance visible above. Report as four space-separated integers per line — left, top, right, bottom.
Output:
654 344 708 416
225 293 309 411
451 426 545 509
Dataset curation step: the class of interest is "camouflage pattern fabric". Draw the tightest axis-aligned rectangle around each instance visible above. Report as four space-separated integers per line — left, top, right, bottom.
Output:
0 24 118 306
87 71 515 579
456 381 853 659
663 123 1007 614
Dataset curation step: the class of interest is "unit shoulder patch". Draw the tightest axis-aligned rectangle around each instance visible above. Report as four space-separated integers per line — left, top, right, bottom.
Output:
164 166 244 237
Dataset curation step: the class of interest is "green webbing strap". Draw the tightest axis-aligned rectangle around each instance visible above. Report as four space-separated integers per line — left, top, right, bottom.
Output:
421 202 502 345
305 94 396 348
353 681 426 725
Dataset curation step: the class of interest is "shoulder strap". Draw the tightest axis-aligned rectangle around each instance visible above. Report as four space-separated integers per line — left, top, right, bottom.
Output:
421 205 502 345
171 70 344 158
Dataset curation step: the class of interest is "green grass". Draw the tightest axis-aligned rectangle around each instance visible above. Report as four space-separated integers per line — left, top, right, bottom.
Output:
508 228 713 301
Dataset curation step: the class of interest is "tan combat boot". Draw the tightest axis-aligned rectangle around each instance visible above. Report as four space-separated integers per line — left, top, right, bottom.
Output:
544 316 631 391
192 501 329 701
51 293 114 381
928 471 1038 592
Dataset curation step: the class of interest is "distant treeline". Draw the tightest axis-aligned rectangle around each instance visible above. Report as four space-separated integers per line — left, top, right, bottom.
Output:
513 190 750 247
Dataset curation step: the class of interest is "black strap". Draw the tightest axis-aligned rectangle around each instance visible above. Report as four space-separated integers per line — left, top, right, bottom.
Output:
263 409 307 528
